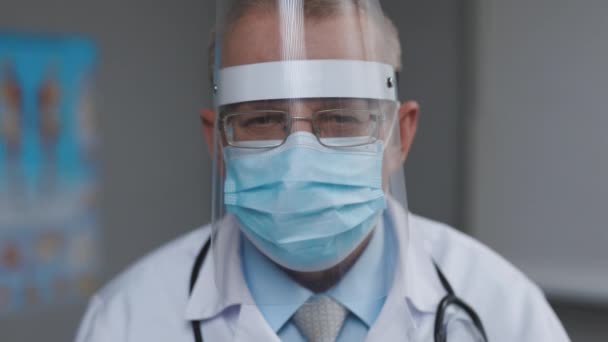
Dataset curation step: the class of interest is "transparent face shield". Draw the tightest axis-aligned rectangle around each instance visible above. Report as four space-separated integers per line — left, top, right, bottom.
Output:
210 0 409 306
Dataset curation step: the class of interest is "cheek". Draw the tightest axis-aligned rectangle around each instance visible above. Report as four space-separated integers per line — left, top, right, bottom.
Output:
379 116 404 191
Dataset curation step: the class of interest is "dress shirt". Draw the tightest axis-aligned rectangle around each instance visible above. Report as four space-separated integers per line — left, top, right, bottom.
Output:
241 212 396 341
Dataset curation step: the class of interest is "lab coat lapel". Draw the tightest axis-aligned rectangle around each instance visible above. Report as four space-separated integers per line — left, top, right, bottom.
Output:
365 234 416 341
365 296 416 341
365 199 444 341
234 304 282 342
186 216 278 340
185 216 247 320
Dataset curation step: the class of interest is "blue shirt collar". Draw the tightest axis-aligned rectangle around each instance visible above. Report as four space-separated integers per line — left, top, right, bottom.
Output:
241 213 395 332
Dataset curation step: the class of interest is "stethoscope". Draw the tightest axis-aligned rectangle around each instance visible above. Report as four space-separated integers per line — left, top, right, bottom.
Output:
188 239 488 342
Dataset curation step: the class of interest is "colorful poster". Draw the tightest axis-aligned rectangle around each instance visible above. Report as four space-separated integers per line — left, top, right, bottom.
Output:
0 34 100 316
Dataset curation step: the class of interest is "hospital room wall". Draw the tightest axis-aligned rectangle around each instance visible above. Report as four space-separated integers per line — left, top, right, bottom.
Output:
467 1 608 341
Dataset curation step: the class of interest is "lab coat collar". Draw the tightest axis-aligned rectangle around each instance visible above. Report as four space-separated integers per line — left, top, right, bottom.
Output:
185 199 446 338
365 198 446 340
185 215 252 321
386 197 445 315
184 216 287 342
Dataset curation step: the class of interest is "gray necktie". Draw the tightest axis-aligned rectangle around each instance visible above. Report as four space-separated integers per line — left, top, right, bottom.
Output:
293 295 348 342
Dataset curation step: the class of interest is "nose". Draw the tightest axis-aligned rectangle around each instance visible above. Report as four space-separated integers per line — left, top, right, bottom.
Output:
291 117 314 134
289 102 314 134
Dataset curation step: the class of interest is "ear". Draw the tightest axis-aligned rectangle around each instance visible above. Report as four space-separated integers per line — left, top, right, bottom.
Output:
398 101 419 162
200 108 216 156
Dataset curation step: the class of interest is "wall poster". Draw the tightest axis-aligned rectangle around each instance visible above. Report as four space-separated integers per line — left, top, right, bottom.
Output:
0 34 100 316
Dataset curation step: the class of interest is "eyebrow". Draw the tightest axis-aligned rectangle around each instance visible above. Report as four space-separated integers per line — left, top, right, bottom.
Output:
223 98 378 113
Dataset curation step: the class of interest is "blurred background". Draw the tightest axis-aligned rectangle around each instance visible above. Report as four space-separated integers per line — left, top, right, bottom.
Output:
0 0 606 341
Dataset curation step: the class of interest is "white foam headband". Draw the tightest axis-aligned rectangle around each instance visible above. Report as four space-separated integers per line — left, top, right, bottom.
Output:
216 59 398 106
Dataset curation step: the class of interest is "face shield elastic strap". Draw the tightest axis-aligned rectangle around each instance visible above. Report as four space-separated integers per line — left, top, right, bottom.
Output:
215 59 398 106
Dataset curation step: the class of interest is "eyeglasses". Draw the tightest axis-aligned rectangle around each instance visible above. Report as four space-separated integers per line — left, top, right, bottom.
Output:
220 109 384 149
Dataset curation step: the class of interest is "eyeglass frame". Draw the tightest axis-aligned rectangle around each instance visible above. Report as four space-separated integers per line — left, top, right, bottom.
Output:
219 108 387 149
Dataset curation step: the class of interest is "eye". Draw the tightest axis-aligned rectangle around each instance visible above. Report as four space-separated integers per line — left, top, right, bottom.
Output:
320 113 362 124
236 112 286 128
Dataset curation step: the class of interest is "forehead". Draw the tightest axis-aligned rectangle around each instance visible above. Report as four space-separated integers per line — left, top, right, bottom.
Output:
221 9 388 67
225 98 376 111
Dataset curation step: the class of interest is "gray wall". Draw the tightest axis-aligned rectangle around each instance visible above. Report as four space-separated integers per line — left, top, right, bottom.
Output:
0 1 213 341
469 0 608 301
382 0 469 228
468 0 608 340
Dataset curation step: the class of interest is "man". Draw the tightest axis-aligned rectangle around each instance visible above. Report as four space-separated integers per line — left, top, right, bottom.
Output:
76 1 569 341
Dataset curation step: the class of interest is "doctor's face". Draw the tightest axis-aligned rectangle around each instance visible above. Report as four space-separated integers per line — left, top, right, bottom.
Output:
201 9 419 177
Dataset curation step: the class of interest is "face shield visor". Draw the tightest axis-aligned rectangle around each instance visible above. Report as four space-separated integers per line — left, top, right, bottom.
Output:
209 0 410 306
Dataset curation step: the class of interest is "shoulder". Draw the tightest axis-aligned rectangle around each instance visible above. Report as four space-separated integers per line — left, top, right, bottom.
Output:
96 225 211 301
409 214 569 342
75 225 212 342
409 213 528 292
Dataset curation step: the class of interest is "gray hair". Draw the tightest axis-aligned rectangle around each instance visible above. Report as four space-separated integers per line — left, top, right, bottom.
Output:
208 0 402 86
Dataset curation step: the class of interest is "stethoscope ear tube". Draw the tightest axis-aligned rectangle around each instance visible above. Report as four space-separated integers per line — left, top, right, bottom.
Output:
433 263 488 342
189 238 211 342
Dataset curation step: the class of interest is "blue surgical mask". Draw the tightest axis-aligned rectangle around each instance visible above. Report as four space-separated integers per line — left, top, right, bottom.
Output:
224 132 386 272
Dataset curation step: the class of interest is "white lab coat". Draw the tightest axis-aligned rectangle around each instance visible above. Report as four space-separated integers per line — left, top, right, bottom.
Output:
75 200 569 341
